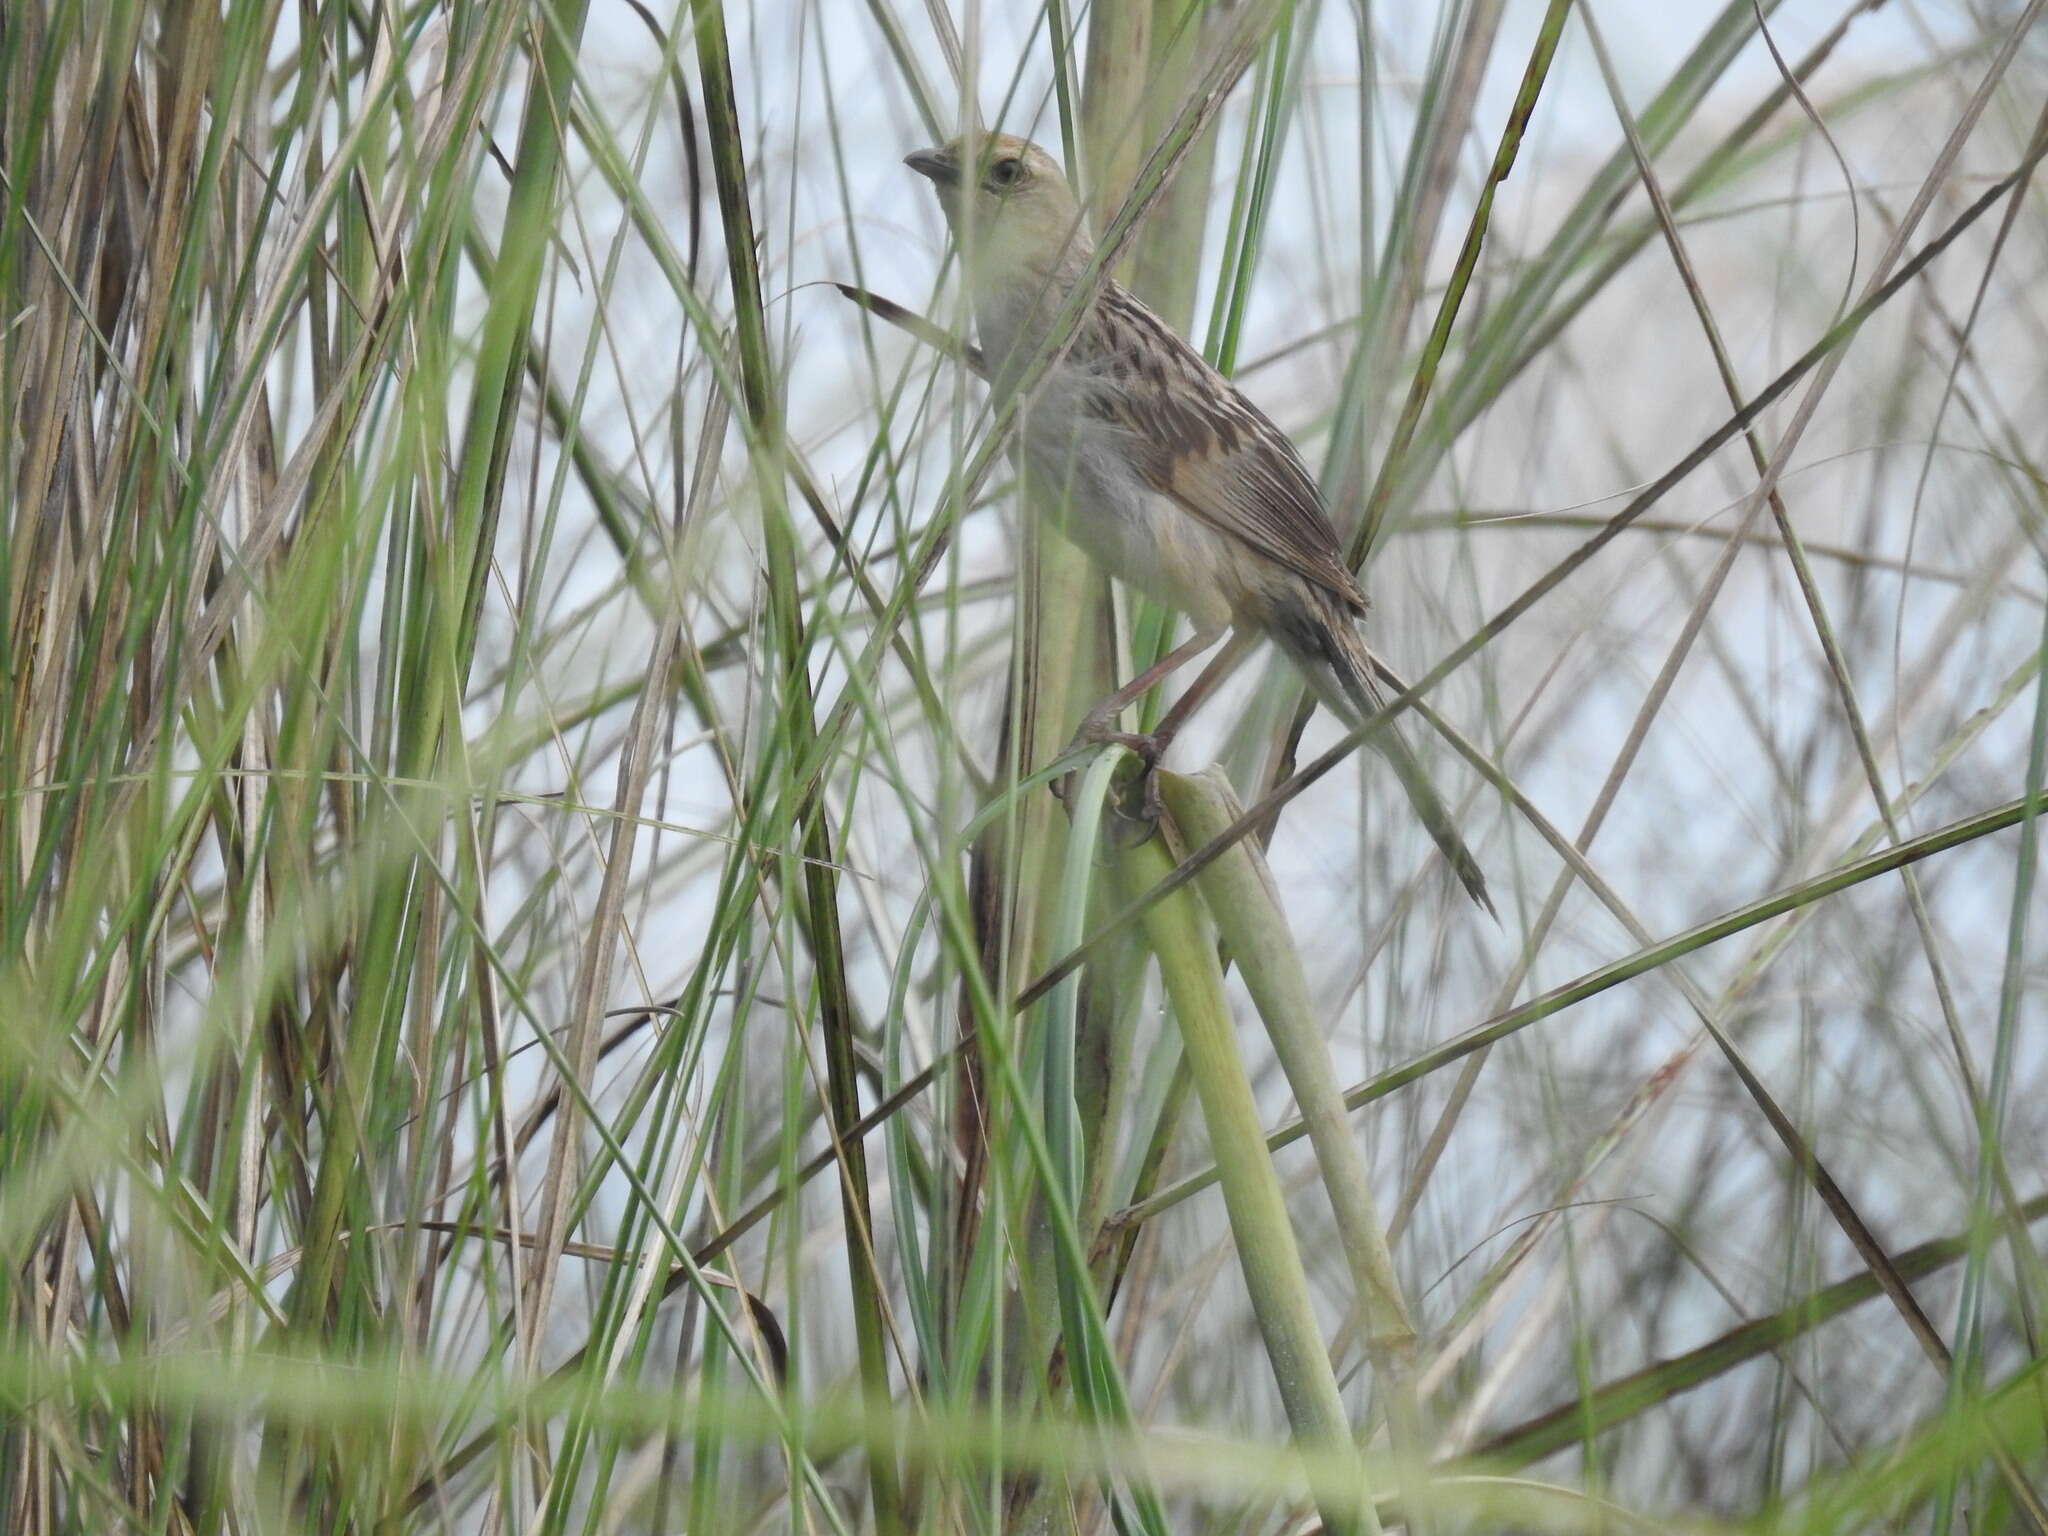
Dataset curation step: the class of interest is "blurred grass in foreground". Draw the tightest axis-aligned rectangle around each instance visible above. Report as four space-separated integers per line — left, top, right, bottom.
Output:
4 0 2048 1531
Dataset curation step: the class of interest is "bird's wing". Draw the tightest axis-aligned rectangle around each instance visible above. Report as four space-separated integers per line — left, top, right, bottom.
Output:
1086 283 1368 613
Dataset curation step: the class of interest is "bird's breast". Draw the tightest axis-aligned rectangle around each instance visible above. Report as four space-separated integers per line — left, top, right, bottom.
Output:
1010 397 1236 633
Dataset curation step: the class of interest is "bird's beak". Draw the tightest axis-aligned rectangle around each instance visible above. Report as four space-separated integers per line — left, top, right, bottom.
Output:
903 147 957 188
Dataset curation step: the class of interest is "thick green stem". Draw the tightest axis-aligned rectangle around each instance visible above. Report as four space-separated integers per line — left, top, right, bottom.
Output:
1162 769 1430 1521
1117 807 1375 1536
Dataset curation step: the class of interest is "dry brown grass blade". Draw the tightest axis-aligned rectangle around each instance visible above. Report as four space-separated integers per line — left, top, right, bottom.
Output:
834 281 989 376
1472 1190 2048 1467
1566 33 2048 1523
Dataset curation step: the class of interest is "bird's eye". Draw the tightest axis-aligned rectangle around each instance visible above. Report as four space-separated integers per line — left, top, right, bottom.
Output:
987 156 1024 189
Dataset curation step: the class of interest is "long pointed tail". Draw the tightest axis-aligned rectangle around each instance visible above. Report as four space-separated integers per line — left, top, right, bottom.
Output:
1370 719 1496 917
1273 608 1494 916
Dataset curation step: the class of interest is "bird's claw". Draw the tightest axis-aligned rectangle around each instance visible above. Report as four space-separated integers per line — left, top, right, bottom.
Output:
1054 725 1169 841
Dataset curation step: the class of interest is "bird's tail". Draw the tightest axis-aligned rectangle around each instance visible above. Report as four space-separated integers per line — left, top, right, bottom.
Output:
1273 606 1494 916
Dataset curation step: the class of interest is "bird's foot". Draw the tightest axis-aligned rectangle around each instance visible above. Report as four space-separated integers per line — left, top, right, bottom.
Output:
1055 716 1174 836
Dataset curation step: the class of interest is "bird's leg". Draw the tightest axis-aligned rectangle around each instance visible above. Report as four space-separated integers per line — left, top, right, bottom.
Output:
1134 629 1251 760
1066 626 1226 760
1061 626 1226 827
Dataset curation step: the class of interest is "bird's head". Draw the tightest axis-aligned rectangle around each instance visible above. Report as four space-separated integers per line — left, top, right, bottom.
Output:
903 134 1093 288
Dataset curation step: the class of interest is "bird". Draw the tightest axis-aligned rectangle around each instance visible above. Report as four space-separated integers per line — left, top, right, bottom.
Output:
904 133 1490 913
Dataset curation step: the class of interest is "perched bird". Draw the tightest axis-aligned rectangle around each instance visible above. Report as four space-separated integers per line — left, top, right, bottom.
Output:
905 133 1490 912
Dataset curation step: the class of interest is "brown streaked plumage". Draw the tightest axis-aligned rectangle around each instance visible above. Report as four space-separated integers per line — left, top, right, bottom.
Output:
1089 283 1371 611
906 133 1490 911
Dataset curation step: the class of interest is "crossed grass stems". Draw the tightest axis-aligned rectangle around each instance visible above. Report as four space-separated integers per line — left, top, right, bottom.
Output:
7 0 2048 1530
